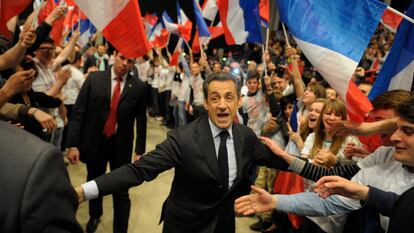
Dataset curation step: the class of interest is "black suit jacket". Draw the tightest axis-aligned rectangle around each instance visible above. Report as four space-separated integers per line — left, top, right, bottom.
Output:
0 121 82 233
95 116 289 233
66 70 147 164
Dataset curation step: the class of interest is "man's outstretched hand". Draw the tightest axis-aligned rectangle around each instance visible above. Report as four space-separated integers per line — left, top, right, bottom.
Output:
234 186 277 215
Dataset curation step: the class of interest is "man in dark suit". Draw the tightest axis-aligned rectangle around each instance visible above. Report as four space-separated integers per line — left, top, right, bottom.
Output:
75 72 288 233
0 120 82 233
66 52 147 233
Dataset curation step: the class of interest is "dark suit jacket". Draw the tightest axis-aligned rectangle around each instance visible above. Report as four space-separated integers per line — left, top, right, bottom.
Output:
0 120 82 233
95 115 289 233
66 70 147 164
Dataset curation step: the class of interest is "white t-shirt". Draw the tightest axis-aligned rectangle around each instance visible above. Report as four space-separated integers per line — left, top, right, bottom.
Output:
357 146 395 169
62 65 85 105
340 160 414 230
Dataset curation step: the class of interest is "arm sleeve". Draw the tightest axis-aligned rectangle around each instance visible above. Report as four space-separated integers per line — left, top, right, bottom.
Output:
299 162 361 181
96 129 183 197
0 103 22 120
364 186 399 217
21 145 82 233
134 86 148 154
276 192 358 216
32 91 62 108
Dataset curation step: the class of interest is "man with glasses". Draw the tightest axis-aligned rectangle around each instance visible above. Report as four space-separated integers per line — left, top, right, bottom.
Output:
32 37 71 146
66 52 148 233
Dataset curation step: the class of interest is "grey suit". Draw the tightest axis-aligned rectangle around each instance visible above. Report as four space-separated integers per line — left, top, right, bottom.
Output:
94 115 289 233
0 120 81 233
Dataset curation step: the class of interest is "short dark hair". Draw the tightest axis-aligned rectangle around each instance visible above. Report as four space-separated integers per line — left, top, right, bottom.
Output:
396 97 414 124
246 70 259 81
40 37 54 47
371 90 412 110
203 72 241 100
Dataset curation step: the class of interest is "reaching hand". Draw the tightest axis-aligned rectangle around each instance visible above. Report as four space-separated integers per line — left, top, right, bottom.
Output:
314 149 337 168
343 143 370 159
18 27 37 48
314 176 369 200
31 109 57 131
327 119 362 136
67 147 80 164
75 186 85 203
2 70 35 96
259 136 295 164
55 68 71 84
235 186 277 215
133 154 142 161
45 5 67 25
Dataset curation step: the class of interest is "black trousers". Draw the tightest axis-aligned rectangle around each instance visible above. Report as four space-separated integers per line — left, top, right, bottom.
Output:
86 135 130 233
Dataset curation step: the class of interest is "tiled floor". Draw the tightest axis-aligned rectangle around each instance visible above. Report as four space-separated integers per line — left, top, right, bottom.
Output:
67 117 257 233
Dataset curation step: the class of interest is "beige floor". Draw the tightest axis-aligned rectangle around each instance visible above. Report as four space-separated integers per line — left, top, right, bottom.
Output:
67 117 257 233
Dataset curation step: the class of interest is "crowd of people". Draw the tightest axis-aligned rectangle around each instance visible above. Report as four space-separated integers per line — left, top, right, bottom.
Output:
1 3 414 233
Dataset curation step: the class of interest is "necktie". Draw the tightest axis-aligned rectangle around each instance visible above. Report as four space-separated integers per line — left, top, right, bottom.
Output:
103 77 122 137
218 130 229 189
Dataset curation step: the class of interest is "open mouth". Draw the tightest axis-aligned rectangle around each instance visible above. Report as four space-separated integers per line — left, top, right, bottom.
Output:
217 113 230 119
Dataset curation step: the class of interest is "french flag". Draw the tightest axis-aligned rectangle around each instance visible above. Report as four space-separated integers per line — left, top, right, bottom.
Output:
192 0 211 45
259 0 269 27
147 21 170 49
201 0 224 40
369 1 414 100
381 9 403 33
73 0 151 58
74 18 96 47
169 38 183 67
277 0 387 121
218 0 262 45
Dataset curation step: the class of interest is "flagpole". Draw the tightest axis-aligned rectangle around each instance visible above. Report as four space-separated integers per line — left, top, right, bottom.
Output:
261 44 267 76
387 6 414 25
31 0 45 29
78 9 81 31
282 23 291 48
265 28 270 52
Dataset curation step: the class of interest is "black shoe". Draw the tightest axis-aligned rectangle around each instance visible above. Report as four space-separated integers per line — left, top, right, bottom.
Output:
250 220 263 231
86 218 100 233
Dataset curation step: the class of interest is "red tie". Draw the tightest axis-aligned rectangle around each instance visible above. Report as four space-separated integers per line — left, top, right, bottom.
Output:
103 77 122 137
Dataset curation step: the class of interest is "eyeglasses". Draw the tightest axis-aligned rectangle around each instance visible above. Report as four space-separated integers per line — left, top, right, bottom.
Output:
38 47 55 51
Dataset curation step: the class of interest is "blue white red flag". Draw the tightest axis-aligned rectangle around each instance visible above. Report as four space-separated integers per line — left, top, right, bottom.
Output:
277 0 387 121
369 1 414 100
73 0 151 58
218 0 262 45
259 0 269 27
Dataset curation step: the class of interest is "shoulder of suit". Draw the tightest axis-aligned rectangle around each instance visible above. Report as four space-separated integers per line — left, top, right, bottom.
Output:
0 121 58 165
234 123 257 139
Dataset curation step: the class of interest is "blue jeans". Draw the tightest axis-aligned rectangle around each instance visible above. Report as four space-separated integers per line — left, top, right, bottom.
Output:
173 100 187 128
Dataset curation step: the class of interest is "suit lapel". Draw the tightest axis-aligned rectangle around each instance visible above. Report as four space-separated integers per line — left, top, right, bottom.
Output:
103 70 112 101
119 74 133 102
231 124 245 186
195 116 222 183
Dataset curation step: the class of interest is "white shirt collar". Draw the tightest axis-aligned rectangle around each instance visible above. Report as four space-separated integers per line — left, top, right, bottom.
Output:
208 118 233 139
